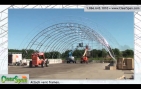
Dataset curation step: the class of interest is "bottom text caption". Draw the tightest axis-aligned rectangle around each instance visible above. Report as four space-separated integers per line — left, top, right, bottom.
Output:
30 80 60 84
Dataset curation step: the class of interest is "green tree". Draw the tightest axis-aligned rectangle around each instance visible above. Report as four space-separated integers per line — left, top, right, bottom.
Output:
101 48 108 58
113 48 121 58
97 50 102 57
91 49 98 58
122 49 134 58
8 48 134 60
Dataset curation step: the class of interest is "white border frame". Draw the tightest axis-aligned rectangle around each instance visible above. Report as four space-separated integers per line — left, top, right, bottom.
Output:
0 5 141 84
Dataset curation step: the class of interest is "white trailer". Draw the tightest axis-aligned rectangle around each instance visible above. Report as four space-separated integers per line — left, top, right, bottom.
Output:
8 53 22 66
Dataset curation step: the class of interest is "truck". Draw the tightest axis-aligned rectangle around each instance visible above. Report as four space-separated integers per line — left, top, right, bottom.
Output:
8 53 23 66
29 52 49 68
66 50 77 63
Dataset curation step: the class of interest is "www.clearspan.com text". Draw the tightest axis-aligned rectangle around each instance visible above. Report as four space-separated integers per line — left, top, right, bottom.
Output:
111 7 140 10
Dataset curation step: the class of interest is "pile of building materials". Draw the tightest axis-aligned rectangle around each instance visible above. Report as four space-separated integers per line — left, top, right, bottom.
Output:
105 58 134 70
117 58 134 70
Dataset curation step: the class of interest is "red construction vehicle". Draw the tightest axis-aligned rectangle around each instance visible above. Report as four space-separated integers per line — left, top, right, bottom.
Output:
29 52 49 68
80 45 89 64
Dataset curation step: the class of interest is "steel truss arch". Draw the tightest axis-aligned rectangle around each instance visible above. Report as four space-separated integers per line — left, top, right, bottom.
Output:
26 23 116 60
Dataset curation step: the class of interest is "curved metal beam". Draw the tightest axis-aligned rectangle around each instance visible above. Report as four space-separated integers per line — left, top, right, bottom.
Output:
25 23 115 60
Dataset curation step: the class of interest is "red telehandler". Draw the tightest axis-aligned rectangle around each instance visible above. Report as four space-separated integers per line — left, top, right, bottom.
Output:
29 52 49 68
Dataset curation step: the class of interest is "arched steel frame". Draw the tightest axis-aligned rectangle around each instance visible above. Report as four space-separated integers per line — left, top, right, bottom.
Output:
25 23 115 60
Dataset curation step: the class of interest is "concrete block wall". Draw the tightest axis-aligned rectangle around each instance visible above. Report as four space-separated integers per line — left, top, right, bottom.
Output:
23 59 63 65
48 59 62 64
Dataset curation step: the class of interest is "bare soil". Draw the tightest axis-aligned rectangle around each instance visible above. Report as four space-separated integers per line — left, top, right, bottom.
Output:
8 63 134 80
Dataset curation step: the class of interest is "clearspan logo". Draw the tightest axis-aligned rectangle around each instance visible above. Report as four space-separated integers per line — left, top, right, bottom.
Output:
1 75 27 84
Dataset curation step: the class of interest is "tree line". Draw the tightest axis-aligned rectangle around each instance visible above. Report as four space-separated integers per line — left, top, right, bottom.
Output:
8 48 134 60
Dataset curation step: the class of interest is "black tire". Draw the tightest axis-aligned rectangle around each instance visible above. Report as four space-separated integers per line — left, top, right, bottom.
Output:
67 61 69 63
29 61 32 67
15 62 20 66
15 62 17 66
44 63 47 67
46 63 48 67
41 61 44 68
45 61 49 67
17 62 20 66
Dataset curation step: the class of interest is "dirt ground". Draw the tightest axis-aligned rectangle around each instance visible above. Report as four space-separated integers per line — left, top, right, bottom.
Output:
8 63 134 80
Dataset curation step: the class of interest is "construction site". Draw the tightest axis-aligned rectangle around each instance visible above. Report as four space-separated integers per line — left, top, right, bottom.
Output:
9 62 134 80
8 22 134 80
